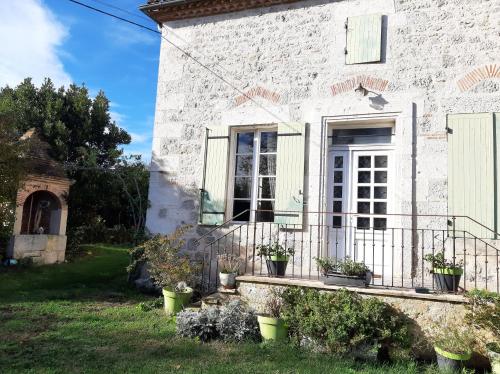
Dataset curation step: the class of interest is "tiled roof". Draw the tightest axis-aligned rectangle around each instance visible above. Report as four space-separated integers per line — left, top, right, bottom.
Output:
140 0 305 23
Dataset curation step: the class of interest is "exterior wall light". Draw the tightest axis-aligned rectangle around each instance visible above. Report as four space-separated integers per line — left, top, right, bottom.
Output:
355 83 369 97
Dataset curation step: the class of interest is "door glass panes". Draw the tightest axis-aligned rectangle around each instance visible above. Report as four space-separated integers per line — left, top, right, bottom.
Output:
375 156 388 168
375 171 387 183
257 131 277 222
332 127 393 145
358 156 371 168
357 217 370 229
374 187 387 199
358 171 371 183
358 187 370 199
233 131 277 222
354 153 389 230
334 186 343 198
332 155 344 228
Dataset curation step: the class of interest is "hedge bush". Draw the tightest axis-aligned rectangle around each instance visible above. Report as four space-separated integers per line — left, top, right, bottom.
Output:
281 287 411 355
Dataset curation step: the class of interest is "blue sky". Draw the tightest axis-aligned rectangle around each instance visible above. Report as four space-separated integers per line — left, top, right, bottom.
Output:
0 0 160 162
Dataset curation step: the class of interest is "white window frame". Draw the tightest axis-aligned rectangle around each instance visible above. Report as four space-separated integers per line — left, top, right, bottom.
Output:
227 126 278 223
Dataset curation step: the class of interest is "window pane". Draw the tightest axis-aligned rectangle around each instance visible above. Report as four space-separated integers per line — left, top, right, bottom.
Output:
334 156 343 168
259 177 276 199
358 156 371 168
235 155 253 176
333 201 342 213
357 217 370 229
260 132 277 153
375 156 388 168
334 171 343 183
357 202 370 214
256 200 274 222
236 132 254 154
375 171 387 183
259 154 276 176
234 177 252 198
333 216 342 228
374 202 387 214
332 127 392 145
233 200 251 221
358 187 370 199
334 186 343 198
374 187 387 199
374 218 387 230
358 171 371 183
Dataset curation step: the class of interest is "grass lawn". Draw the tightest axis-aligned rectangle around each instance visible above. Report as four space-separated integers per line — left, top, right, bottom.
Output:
0 245 441 374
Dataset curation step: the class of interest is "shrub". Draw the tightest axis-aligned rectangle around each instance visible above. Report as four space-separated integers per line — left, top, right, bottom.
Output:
176 307 220 342
465 289 500 350
281 287 410 355
218 254 241 274
217 300 260 342
130 226 199 290
314 257 370 276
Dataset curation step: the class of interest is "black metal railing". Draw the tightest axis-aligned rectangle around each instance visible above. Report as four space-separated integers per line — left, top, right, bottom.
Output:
199 210 500 295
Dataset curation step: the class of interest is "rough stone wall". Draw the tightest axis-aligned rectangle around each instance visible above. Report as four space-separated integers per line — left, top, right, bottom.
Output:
146 0 500 268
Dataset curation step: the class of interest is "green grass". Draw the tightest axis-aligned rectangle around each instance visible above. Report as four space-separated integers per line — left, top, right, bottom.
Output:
0 245 441 373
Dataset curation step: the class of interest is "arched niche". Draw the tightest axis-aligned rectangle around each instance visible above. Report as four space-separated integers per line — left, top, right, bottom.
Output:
20 190 62 235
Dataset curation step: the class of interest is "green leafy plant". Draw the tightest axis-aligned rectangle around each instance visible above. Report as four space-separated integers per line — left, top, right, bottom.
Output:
424 252 463 271
314 257 337 276
465 289 500 352
218 253 241 274
336 258 370 277
281 287 410 355
137 297 163 312
129 226 199 290
433 323 474 355
257 241 294 258
315 257 370 277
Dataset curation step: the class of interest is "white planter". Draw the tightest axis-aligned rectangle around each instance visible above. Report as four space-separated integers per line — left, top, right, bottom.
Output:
219 272 237 289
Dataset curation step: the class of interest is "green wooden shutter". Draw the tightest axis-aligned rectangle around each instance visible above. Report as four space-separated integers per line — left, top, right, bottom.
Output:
448 113 495 238
346 14 382 65
274 122 306 228
200 125 230 225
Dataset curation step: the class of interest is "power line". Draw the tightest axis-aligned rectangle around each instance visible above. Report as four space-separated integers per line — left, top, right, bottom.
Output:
66 0 292 127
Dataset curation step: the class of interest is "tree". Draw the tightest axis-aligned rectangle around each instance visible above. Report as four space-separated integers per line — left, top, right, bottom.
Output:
0 115 30 250
0 78 148 245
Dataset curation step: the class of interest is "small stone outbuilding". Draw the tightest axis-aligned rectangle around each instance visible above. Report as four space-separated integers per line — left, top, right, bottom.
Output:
8 131 71 265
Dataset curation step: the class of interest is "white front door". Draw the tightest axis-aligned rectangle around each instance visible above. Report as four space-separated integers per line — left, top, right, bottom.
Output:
327 148 393 279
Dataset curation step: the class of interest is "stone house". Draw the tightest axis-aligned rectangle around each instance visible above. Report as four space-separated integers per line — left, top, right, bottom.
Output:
140 0 500 301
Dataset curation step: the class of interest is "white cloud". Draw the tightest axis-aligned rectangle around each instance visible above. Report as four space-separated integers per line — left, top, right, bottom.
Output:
0 0 72 88
129 132 150 143
110 110 126 124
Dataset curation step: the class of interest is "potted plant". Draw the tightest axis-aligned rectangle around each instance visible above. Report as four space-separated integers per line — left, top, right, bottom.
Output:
424 252 463 292
134 226 198 316
218 254 241 289
257 289 288 341
465 289 500 373
433 325 473 371
257 241 294 277
316 257 372 287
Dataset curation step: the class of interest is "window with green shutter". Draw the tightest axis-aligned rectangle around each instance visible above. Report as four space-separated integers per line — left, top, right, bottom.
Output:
199 125 230 226
345 14 383 65
447 113 498 238
274 122 306 228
